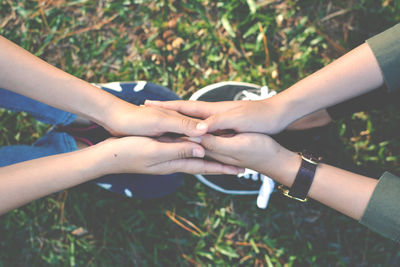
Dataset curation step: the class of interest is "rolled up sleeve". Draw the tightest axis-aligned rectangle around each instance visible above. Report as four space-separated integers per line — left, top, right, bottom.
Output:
360 171 400 242
366 24 400 93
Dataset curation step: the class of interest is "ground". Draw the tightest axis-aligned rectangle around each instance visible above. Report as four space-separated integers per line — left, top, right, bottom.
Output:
0 0 399 266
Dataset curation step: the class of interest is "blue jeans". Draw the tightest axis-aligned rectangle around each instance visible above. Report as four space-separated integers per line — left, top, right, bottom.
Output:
0 82 183 199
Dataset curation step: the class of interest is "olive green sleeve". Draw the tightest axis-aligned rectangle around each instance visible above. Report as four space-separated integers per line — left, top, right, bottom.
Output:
360 172 400 242
366 23 400 93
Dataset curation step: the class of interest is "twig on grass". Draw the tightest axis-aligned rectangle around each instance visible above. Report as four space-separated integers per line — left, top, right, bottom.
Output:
258 22 270 66
165 210 205 236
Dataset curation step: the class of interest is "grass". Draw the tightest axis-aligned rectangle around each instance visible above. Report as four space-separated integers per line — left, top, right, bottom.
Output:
1 0 400 266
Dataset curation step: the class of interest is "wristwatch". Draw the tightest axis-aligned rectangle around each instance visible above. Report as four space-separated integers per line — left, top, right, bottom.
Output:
278 150 320 202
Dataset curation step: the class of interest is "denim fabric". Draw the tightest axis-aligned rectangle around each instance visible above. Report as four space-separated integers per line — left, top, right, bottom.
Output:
0 82 183 199
0 130 77 167
0 88 76 125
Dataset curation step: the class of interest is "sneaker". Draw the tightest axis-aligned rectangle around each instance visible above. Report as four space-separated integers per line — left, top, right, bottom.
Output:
189 81 276 209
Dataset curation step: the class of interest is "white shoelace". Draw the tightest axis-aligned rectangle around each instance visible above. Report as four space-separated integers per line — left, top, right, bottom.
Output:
236 85 277 209
234 86 276 101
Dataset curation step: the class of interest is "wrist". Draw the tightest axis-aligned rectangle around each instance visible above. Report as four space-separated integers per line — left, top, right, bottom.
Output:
60 79 109 123
259 148 301 186
260 94 296 133
101 97 140 134
268 85 314 129
82 141 117 177
68 79 136 129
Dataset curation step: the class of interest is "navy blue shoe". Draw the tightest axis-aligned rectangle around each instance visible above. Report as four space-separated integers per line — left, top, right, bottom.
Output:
93 81 180 105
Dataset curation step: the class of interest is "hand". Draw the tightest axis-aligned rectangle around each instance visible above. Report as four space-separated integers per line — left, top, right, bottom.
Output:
95 136 243 175
101 99 209 137
195 133 300 179
144 97 290 135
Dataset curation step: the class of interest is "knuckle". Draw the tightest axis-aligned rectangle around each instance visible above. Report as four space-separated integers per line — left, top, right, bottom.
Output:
181 117 197 131
177 147 191 159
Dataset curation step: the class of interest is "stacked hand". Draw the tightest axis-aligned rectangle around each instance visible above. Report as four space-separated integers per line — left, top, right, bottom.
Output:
144 97 291 135
102 99 208 137
91 98 247 176
96 137 243 175
144 98 296 177
95 87 298 177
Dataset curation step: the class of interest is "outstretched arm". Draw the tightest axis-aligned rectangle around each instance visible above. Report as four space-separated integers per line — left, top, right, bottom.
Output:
0 36 116 126
146 43 383 134
0 137 241 215
199 133 377 220
274 42 383 128
0 36 208 137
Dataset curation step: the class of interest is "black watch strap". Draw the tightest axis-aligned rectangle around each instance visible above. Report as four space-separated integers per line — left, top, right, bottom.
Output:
278 151 320 202
288 158 317 200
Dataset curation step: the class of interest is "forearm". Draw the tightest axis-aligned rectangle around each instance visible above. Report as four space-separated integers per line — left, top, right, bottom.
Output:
262 149 378 220
0 145 108 215
0 36 134 124
272 43 384 126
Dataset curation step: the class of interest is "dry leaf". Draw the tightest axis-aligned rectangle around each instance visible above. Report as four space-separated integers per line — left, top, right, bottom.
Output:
155 39 164 48
172 37 184 49
71 227 88 236
162 30 174 39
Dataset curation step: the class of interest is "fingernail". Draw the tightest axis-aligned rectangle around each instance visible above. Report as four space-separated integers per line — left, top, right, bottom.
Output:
196 122 207 131
145 100 155 105
193 148 204 158
188 137 202 143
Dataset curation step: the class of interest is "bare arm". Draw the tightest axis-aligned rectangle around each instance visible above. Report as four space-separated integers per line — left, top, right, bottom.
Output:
0 36 208 137
200 133 377 220
275 43 384 127
0 145 105 215
0 137 241 215
0 36 117 125
145 43 384 134
262 146 377 220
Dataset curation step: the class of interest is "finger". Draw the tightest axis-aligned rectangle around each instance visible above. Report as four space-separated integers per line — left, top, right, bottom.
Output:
157 141 206 160
157 135 203 145
145 100 214 119
156 135 239 160
204 150 238 166
163 112 209 137
200 134 241 156
204 112 241 133
152 158 242 175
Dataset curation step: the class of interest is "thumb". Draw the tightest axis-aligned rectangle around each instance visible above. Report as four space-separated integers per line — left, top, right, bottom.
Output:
158 141 205 161
204 113 236 133
164 114 208 137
